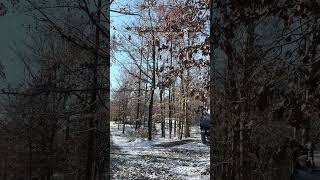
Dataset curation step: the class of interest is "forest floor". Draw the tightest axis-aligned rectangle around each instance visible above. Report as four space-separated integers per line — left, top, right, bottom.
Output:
110 121 210 180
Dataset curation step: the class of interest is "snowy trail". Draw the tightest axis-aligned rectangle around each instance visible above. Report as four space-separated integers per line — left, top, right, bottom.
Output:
111 121 210 180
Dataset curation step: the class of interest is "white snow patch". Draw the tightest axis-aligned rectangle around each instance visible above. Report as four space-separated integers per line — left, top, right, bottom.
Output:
111 121 210 179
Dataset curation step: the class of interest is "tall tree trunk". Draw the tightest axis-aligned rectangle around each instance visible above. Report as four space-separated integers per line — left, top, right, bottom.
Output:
86 0 101 179
122 98 128 134
169 88 172 139
173 84 176 137
183 92 189 138
144 57 149 128
148 28 156 141
174 116 176 137
160 88 165 137
180 117 184 140
180 73 185 140
168 33 173 139
104 2 111 174
122 115 126 134
177 90 182 140
135 83 141 130
239 109 244 180
184 32 193 138
239 18 255 180
136 37 143 130
184 69 191 138
209 0 217 178
301 16 318 145
64 116 70 180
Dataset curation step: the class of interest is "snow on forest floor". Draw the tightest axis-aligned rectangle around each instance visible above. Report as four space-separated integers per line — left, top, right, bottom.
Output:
111 121 210 180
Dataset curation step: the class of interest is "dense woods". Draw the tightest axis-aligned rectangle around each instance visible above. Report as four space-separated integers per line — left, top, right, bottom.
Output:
110 1 211 179
110 0 210 141
0 0 320 179
0 0 110 179
111 0 320 179
210 0 320 179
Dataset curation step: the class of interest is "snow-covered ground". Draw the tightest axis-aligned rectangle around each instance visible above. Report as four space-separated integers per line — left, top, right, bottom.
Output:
111 121 210 180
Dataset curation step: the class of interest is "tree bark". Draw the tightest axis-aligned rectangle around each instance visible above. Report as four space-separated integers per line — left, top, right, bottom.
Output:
239 18 255 180
148 27 156 140
85 0 102 179
160 88 165 137
209 0 218 178
173 84 176 137
169 34 173 139
184 69 191 138
169 88 172 139
135 37 143 130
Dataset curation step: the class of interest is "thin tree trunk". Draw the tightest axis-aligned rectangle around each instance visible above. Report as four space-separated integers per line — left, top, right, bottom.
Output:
169 88 172 139
180 117 184 140
174 117 176 137
148 27 156 140
178 92 182 140
136 85 141 130
169 33 173 139
136 37 143 130
121 92 128 133
64 117 70 180
184 93 189 138
144 58 149 128
184 69 191 138
122 113 126 134
118 102 121 129
160 88 165 137
178 117 181 139
301 17 318 146
173 84 176 137
85 0 101 179
209 0 217 178
239 110 244 180
239 19 255 180
105 2 111 171
184 31 194 138
28 137 32 180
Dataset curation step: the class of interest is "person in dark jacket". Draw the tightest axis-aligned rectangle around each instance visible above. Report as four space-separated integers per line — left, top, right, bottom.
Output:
198 106 211 144
200 111 210 131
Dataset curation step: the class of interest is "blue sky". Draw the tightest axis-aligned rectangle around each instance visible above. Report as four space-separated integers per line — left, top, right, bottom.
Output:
110 0 141 91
